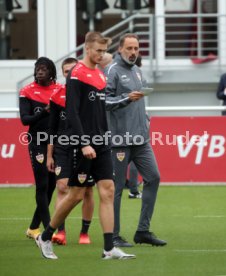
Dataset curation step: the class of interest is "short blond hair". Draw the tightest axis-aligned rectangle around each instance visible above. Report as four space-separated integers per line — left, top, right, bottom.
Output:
85 31 112 46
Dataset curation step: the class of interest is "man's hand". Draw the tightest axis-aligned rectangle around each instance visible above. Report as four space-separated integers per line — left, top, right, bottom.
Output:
47 156 55 172
128 91 144 101
82 145 96 159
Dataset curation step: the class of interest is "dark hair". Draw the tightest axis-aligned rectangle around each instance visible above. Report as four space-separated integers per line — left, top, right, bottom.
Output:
61 57 78 70
119 33 139 47
85 31 112 46
34 57 57 83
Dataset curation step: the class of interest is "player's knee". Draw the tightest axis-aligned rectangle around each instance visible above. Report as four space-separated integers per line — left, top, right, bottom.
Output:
108 182 115 196
105 184 114 203
56 179 68 195
99 181 114 202
67 193 82 208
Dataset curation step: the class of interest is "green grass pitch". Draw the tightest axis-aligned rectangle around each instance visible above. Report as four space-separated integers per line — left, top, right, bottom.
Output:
0 185 226 276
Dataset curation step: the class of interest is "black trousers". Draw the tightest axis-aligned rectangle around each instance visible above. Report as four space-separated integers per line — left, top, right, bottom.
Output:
28 142 56 229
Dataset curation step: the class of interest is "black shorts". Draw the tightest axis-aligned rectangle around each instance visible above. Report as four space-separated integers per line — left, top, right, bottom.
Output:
68 147 113 187
53 145 72 181
28 142 56 191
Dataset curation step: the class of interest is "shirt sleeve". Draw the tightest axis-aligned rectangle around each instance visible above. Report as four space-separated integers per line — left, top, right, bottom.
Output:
48 100 60 144
104 67 131 111
65 77 86 139
19 97 49 126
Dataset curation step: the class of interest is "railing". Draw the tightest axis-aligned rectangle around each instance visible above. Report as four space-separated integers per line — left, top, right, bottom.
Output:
1 106 226 114
16 12 226 91
159 13 219 59
16 14 154 91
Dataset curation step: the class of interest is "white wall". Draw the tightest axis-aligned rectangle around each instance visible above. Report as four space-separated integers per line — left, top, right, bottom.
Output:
38 0 76 60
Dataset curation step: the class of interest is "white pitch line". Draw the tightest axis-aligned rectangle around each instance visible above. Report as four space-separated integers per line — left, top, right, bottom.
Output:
172 215 225 218
194 215 225 218
175 249 226 253
0 218 30 221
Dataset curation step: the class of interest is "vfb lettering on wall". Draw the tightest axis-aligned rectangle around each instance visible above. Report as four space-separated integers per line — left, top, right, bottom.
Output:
0 144 16 158
177 133 225 164
150 117 226 182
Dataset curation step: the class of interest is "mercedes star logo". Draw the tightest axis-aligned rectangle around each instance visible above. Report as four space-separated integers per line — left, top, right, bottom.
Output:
34 106 43 114
88 91 96 101
60 111 66 120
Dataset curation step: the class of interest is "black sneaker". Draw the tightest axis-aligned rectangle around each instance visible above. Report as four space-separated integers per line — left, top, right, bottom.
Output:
113 236 134 247
128 191 142 199
134 231 167 246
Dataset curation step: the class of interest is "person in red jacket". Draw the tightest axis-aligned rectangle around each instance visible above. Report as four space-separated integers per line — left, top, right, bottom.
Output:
47 57 95 245
19 57 62 239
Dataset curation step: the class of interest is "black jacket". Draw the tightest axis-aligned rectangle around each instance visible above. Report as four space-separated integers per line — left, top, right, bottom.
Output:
216 73 226 115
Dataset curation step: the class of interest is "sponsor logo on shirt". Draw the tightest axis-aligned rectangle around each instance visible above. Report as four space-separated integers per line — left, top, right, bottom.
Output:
34 107 43 114
96 92 105 100
121 75 130 82
88 175 94 183
60 111 66 120
88 91 105 101
88 91 96 101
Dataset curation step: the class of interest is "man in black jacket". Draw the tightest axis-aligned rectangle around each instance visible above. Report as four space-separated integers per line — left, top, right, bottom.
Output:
36 32 135 260
216 73 226 115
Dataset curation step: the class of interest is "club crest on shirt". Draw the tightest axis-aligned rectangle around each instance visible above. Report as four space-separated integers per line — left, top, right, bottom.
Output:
78 173 87 184
116 152 125 162
36 154 44 163
55 166 61 176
